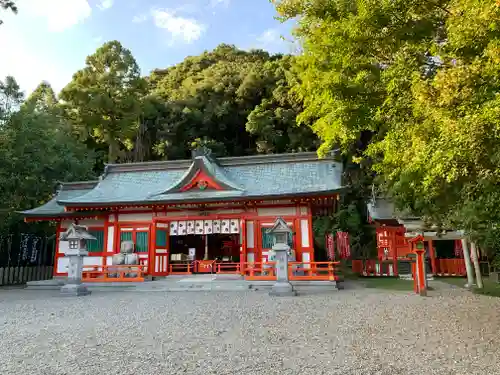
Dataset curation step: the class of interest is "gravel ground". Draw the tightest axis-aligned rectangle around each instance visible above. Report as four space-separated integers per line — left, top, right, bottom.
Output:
1 285 499 375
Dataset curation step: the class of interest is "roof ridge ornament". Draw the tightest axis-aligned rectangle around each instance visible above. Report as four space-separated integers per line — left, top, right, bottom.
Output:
191 146 212 159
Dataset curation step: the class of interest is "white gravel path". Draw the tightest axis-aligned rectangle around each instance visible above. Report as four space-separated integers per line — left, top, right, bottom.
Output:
0 286 499 375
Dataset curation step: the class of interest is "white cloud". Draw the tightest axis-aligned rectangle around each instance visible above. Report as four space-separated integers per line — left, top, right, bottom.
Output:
152 9 206 44
20 0 92 32
0 25 73 94
210 0 230 8
97 0 114 10
251 28 296 54
0 2 98 95
257 29 281 45
132 13 148 23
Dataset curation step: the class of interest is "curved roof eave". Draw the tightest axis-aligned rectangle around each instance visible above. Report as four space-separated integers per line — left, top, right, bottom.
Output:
58 188 344 208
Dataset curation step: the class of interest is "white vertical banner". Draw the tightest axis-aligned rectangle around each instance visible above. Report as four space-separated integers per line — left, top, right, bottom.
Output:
230 219 239 234
204 220 213 234
195 220 204 234
186 220 195 234
178 221 187 235
212 220 221 233
170 221 178 236
221 219 230 233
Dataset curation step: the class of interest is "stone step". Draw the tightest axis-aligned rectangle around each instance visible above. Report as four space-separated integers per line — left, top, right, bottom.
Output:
25 278 339 292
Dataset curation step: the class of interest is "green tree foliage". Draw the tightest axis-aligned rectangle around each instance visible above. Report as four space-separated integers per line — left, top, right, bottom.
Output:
0 0 17 25
149 44 317 158
246 55 319 153
274 0 500 258
0 77 96 233
60 40 147 162
2 43 321 234
23 81 57 113
0 75 23 120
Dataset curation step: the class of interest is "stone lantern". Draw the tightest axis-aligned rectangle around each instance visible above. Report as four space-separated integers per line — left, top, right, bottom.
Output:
59 223 96 297
268 217 297 297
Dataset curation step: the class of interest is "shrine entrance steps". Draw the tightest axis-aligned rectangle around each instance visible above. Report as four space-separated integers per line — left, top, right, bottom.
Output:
25 275 339 293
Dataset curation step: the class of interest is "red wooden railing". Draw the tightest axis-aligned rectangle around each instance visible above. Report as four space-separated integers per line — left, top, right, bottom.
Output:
82 265 146 282
242 261 339 281
434 259 467 276
352 258 468 277
288 261 339 281
243 262 277 280
351 259 399 277
215 262 241 274
169 262 194 275
81 261 340 282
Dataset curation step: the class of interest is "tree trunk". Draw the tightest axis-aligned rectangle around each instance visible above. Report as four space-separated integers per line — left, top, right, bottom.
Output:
108 142 114 163
470 242 484 289
133 120 148 162
461 239 475 288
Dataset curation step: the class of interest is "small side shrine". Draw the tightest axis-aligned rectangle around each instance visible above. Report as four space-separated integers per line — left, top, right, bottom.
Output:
59 224 95 296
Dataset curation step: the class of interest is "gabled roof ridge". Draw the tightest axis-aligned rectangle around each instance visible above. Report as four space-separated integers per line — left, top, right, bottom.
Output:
151 155 243 197
59 180 99 191
103 151 336 174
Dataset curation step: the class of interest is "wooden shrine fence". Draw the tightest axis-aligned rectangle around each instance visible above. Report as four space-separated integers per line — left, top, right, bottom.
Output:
0 233 56 286
351 259 489 277
78 261 341 282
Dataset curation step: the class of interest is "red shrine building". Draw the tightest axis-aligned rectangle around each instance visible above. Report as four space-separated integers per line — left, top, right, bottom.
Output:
22 150 342 278
365 199 469 277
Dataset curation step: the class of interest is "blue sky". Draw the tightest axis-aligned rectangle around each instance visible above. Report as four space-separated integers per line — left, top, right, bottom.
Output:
0 0 296 94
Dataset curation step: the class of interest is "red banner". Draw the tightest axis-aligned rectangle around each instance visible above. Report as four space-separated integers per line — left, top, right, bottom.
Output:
454 240 464 258
326 233 335 260
336 231 351 259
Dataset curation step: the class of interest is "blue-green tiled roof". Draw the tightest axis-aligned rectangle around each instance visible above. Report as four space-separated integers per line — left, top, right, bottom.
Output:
59 152 342 206
367 199 419 221
21 182 98 217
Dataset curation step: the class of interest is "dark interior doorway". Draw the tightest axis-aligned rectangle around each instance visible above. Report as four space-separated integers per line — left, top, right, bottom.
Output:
169 234 240 262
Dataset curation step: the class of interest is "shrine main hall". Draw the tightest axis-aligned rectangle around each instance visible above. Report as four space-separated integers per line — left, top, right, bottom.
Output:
22 150 342 278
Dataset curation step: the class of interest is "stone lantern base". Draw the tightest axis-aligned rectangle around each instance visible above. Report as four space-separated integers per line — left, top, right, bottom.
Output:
60 283 91 297
270 281 297 297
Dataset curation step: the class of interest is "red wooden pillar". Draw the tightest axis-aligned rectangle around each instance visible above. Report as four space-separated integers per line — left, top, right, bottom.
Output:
102 215 109 267
148 220 156 276
255 220 262 264
240 219 246 275
53 222 62 277
391 228 398 276
113 213 119 253
409 235 427 296
416 249 426 295
428 239 436 275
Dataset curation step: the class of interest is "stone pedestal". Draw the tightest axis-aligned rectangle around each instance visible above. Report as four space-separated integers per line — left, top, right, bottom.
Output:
60 251 91 297
269 243 297 297
58 224 96 297
61 282 91 297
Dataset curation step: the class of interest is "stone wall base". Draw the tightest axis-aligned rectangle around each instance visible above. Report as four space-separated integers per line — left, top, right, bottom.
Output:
269 281 297 296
